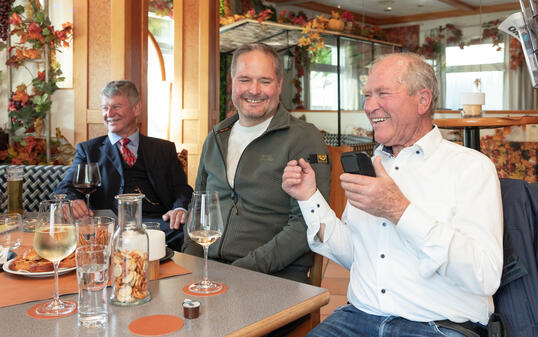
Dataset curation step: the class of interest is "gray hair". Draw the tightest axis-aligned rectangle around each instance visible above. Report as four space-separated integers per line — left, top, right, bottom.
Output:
100 80 140 106
371 52 439 115
230 43 283 81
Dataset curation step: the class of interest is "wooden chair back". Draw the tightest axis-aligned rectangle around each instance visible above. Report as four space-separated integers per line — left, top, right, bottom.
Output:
328 145 354 218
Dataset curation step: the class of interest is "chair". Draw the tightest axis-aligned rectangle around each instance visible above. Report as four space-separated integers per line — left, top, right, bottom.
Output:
177 148 188 178
282 253 325 337
328 145 354 218
493 178 538 337
0 165 70 212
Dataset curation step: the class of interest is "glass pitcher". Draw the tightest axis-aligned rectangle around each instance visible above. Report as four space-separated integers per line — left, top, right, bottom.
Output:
110 194 151 306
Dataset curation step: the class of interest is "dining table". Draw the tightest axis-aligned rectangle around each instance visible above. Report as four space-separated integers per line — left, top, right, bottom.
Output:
0 239 330 336
434 115 538 151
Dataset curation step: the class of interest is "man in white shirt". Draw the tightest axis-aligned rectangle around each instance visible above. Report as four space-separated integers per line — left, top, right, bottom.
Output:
282 53 503 337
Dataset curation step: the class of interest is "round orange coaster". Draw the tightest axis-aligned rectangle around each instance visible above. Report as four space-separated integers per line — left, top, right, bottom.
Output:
26 302 78 320
183 283 228 297
128 315 184 336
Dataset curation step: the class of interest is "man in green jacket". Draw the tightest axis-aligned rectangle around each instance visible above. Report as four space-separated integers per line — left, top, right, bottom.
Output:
182 43 331 283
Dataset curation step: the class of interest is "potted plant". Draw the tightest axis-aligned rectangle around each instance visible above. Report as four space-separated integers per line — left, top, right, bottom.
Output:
1 0 74 164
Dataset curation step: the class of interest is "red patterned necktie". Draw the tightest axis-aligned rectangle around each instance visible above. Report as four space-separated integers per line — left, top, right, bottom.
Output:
119 138 136 167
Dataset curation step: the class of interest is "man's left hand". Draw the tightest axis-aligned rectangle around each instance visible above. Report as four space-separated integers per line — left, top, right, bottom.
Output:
162 209 187 230
340 156 410 224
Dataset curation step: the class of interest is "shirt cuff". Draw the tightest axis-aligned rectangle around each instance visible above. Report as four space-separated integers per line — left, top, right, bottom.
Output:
298 189 332 243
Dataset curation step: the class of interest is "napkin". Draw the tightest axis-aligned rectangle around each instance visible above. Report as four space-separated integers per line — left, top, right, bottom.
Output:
0 246 9 264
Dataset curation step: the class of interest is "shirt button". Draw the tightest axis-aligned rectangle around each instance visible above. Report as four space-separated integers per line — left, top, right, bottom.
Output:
382 222 387 227
380 254 385 259
416 150 420 154
395 166 399 170
381 289 386 294
310 209 315 213
317 204 320 208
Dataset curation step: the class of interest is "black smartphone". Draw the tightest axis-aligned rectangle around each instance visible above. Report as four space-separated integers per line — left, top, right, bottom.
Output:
340 151 376 177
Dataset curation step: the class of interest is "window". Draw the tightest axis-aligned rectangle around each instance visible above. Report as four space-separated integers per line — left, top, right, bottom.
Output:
309 45 339 110
147 13 174 139
444 44 505 110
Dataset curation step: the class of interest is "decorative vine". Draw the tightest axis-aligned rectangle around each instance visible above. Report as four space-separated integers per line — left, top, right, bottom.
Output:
417 24 463 60
6 0 72 133
291 46 308 109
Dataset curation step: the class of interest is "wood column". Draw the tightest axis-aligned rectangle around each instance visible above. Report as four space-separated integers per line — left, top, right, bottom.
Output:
172 0 219 185
73 0 148 144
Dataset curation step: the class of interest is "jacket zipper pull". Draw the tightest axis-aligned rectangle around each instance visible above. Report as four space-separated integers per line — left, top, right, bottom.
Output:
231 191 239 215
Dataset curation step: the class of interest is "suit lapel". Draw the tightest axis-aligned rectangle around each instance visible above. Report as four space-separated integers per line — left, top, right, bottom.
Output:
102 137 124 179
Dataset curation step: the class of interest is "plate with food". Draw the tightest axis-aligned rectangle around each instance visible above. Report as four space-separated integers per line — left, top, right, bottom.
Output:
2 248 76 278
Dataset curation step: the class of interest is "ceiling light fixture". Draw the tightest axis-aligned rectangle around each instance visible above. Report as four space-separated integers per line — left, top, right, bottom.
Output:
385 6 392 12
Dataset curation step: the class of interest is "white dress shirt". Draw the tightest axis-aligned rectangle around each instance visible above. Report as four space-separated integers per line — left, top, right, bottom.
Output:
299 127 503 325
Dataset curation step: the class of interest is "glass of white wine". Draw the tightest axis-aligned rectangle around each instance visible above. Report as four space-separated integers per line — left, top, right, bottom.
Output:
186 191 224 294
34 199 78 316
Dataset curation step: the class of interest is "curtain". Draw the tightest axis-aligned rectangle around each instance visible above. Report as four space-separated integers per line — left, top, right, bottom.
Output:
504 35 538 110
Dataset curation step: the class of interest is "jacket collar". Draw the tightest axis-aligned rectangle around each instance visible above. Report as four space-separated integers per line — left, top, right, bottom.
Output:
212 105 290 162
213 104 291 135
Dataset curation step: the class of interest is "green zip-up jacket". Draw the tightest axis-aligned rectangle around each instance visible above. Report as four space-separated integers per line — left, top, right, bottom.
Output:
182 106 331 283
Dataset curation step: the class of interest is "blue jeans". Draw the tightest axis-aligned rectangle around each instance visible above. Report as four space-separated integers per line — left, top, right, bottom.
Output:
142 217 184 252
307 304 467 337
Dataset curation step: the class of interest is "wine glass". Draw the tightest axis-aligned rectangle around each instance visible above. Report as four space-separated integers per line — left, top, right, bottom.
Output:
72 163 102 209
34 199 78 316
186 191 224 294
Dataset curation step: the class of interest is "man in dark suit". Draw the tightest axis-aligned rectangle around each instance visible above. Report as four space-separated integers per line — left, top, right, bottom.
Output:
55 80 193 250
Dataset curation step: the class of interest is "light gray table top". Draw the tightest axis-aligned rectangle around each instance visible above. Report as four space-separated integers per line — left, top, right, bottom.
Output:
0 252 329 337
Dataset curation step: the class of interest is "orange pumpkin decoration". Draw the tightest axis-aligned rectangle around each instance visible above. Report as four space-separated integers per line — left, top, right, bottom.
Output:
327 11 344 31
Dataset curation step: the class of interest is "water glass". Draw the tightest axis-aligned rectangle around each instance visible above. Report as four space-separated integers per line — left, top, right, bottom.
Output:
0 213 23 250
22 213 41 233
76 217 115 254
76 244 109 328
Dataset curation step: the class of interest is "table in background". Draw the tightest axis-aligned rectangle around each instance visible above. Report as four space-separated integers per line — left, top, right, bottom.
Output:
434 116 538 151
0 252 329 337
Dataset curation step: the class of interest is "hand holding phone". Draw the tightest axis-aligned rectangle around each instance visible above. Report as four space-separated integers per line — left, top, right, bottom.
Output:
340 151 376 177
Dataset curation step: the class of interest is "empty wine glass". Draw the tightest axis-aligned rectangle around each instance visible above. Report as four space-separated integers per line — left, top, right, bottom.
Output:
186 191 224 294
73 163 102 209
34 199 78 316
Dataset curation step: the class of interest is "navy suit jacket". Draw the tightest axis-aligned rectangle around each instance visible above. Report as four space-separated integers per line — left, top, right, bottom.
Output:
55 134 192 212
